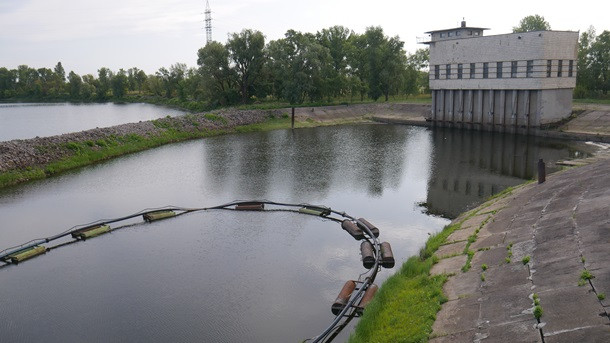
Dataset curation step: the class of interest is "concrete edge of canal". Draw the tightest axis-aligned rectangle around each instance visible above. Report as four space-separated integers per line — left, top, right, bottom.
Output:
426 146 610 342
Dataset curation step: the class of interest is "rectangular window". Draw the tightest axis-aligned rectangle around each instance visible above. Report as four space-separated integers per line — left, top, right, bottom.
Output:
468 30 473 36
483 62 489 79
496 62 503 78
470 63 476 78
568 60 574 77
434 65 440 79
526 60 533 78
457 64 463 79
456 31 461 36
440 32 445 38
547 60 552 77
511 61 518 78
446 64 451 79
448 31 453 37
557 60 563 77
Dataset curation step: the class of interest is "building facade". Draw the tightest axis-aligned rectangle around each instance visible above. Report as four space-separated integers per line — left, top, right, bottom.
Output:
424 21 579 132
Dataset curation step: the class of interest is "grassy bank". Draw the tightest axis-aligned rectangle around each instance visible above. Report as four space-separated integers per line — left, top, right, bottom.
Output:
0 114 370 190
349 184 524 343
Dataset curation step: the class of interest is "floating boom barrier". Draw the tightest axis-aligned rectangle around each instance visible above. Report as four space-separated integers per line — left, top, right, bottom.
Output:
0 200 394 343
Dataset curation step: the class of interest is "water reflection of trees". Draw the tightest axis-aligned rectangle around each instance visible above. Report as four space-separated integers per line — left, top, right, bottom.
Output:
202 125 412 200
425 128 584 218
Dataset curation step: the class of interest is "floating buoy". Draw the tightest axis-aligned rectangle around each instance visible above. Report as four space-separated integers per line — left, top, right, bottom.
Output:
143 210 176 222
72 225 111 240
331 280 357 315
360 241 376 269
356 284 378 314
341 220 365 240
235 202 265 210
380 242 395 268
298 206 331 216
356 218 380 238
8 246 46 263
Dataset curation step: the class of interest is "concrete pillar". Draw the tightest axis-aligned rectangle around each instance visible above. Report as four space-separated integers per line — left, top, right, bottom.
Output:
431 90 436 121
477 89 483 130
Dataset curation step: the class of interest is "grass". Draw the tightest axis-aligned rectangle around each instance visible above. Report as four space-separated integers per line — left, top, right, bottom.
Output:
0 116 307 189
522 256 531 265
533 305 543 320
349 222 461 343
598 293 606 301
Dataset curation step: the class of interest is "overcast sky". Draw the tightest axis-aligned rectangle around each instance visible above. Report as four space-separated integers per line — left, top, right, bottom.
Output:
1 0 608 76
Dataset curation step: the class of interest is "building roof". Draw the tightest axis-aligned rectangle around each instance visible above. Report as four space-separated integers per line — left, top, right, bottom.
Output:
424 26 489 34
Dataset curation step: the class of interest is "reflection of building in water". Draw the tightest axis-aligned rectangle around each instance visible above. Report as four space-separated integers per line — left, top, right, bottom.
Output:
421 21 578 132
425 128 582 218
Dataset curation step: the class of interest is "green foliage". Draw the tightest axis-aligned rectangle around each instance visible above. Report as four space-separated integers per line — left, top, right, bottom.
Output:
533 293 540 306
533 305 543 319
481 264 488 271
581 270 595 280
598 293 606 300
480 272 486 282
522 256 531 265
513 15 551 33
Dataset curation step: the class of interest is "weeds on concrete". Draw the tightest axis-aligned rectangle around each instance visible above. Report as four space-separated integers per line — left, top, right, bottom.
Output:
598 293 606 301
481 264 488 271
533 305 543 319
522 256 531 265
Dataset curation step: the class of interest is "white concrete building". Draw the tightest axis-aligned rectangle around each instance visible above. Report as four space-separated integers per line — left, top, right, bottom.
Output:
423 21 579 132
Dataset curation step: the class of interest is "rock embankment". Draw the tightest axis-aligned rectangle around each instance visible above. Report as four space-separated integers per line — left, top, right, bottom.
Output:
0 108 274 173
0 102 431 174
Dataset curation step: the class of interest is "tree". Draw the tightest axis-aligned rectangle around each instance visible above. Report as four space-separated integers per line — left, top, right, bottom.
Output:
575 26 596 97
96 67 112 100
316 26 352 98
0 67 16 99
68 71 82 99
589 30 610 95
197 41 237 105
226 29 266 103
513 15 551 33
111 69 128 98
267 30 332 104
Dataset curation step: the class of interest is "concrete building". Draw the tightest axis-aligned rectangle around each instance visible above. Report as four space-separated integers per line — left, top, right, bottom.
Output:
423 21 579 132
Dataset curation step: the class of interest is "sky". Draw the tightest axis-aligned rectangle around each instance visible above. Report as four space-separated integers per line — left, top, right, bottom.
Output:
1 0 608 76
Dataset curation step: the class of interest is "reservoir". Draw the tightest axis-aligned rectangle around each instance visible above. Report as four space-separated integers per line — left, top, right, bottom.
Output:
0 102 186 141
0 124 592 342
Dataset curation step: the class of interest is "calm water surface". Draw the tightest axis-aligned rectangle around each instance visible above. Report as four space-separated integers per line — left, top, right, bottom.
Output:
0 124 591 342
0 102 185 141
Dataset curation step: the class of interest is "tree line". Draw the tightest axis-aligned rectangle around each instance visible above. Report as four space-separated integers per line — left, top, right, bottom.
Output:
0 26 430 108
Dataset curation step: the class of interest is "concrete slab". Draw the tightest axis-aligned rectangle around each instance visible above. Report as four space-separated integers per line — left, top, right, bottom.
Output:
530 256 583 292
442 270 482 301
471 246 509 271
589 266 610 308
436 241 467 259
479 284 533 325
431 296 480 337
431 255 468 276
537 286 608 334
479 263 530 294
460 214 491 230
479 318 541 343
447 228 475 242
470 233 506 251
544 325 610 343
533 234 581 264
428 329 477 343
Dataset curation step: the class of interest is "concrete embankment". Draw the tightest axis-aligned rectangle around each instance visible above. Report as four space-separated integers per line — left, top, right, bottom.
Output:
0 103 428 187
428 149 610 342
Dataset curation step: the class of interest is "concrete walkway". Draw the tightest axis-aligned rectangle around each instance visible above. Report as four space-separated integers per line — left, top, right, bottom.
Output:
428 149 610 342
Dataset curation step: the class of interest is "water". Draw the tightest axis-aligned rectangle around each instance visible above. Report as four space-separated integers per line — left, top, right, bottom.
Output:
0 102 186 141
0 124 591 342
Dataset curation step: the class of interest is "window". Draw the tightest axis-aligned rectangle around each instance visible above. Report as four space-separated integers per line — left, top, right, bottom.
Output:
468 30 473 36
557 60 563 77
511 61 518 78
440 32 445 38
434 65 440 79
526 60 533 78
446 64 451 79
456 31 461 36
568 60 574 77
474 31 480 36
547 60 552 77
496 62 503 78
483 62 489 79
470 63 476 79
448 31 453 37
457 64 463 79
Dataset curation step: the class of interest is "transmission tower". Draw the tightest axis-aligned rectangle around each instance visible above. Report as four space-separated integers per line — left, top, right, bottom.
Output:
205 1 212 44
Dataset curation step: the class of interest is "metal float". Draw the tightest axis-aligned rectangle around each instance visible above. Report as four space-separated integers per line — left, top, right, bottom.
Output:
0 200 394 343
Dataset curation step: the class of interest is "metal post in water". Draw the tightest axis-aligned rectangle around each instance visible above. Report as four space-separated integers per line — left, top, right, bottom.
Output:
538 158 546 184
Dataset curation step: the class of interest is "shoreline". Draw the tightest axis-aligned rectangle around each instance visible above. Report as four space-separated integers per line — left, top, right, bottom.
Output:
0 103 428 189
